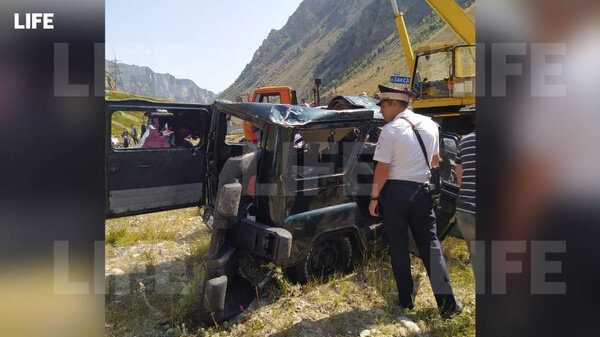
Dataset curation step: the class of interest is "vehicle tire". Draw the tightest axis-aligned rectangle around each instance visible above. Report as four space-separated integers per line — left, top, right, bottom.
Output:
286 234 353 284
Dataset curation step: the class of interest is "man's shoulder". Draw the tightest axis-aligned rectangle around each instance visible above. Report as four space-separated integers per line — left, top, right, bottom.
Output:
408 113 438 134
460 132 476 144
410 111 434 124
382 121 401 133
459 133 476 152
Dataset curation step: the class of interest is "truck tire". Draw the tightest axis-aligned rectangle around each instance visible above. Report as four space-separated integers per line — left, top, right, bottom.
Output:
286 234 353 284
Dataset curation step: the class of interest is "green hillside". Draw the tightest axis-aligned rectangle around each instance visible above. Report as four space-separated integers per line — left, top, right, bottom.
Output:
106 90 170 102
110 111 145 142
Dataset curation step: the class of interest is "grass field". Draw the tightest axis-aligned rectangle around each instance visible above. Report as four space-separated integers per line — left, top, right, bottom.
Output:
105 208 475 337
106 91 171 102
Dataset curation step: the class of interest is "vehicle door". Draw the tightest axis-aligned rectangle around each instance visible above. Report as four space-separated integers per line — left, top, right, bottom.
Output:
105 99 211 218
436 132 462 238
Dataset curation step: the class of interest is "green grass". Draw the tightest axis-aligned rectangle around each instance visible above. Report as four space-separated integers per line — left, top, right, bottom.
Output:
106 207 474 337
106 90 170 102
105 207 204 247
105 223 179 246
110 110 146 141
198 236 474 337
105 207 212 337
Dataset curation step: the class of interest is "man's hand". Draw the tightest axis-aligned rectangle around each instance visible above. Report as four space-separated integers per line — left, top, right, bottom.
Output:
369 161 390 217
369 199 379 217
455 163 463 186
432 154 440 168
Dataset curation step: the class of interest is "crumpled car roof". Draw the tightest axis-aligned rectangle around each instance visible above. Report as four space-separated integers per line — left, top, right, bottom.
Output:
215 96 383 127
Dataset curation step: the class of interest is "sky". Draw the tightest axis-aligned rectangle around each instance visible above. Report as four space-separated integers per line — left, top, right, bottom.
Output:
105 0 304 94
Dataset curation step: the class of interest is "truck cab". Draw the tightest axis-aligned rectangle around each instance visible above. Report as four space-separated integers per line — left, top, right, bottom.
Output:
251 85 297 105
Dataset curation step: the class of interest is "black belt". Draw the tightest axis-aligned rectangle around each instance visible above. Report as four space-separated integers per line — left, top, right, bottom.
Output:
387 179 428 187
386 180 431 201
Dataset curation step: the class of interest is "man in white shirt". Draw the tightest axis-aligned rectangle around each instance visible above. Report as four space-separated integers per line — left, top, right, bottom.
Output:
368 84 462 318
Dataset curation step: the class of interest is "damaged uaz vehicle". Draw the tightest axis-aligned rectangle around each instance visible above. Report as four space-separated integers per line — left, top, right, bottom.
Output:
105 97 462 324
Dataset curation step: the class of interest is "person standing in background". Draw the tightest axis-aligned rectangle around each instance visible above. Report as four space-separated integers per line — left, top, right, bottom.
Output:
455 131 476 263
131 124 139 145
122 134 130 148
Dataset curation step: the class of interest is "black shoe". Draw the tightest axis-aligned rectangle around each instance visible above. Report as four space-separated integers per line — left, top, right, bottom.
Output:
398 300 414 310
440 300 463 319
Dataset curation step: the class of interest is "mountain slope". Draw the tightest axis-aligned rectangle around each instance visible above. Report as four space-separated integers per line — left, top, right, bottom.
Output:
105 61 216 104
331 3 475 97
219 0 474 102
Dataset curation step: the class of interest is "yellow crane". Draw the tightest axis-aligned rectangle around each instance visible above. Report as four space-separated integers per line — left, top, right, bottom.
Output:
391 0 475 120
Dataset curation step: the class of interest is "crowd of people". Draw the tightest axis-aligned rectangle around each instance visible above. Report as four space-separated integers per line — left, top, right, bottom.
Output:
116 111 204 149
120 124 145 148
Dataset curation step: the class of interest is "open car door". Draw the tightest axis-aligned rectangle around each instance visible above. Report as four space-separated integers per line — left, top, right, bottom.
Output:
105 99 211 218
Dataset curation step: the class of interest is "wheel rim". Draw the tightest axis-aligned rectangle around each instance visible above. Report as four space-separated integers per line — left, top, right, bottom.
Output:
309 239 341 277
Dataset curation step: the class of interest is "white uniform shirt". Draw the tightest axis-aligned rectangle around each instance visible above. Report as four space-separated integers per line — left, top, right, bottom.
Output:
373 109 439 183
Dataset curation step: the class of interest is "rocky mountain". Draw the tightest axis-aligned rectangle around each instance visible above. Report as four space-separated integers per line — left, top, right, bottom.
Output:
105 60 216 104
105 70 117 92
219 0 474 102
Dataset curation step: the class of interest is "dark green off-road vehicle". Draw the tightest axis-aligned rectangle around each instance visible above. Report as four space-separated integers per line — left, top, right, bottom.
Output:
105 96 464 323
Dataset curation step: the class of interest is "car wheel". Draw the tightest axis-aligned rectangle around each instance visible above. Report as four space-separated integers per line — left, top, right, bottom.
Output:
287 235 353 284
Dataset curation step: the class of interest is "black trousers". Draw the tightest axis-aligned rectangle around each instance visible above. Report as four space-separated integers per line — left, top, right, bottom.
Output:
382 180 456 310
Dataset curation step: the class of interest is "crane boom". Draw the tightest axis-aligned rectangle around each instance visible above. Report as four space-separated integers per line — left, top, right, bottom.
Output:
425 0 475 44
390 0 415 78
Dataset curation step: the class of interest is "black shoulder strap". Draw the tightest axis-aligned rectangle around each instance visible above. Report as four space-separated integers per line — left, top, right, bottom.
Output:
400 117 431 170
